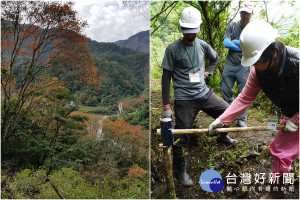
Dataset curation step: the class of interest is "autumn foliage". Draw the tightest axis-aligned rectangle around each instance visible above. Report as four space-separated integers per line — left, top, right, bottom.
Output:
121 94 147 111
103 119 147 146
1 1 101 140
1 2 149 198
126 164 148 179
102 118 149 170
136 94 148 104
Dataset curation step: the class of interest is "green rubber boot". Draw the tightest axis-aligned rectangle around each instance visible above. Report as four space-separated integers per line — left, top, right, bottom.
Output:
173 146 193 186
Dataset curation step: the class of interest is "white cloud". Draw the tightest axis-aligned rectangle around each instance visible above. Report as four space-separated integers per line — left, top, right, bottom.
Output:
64 0 149 42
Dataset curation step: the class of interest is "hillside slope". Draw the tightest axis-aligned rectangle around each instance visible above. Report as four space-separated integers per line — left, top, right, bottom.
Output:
87 38 149 106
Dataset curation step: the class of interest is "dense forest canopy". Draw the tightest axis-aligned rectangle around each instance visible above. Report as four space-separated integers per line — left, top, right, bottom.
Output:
87 38 149 107
1 1 149 199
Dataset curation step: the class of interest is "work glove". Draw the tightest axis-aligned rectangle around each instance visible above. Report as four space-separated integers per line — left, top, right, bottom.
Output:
208 118 224 137
162 107 173 118
283 119 298 133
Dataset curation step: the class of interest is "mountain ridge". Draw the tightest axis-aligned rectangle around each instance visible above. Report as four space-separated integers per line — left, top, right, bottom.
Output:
115 30 149 53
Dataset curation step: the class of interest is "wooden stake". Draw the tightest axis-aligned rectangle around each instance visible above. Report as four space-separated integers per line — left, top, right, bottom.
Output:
156 125 285 198
161 145 176 199
151 149 163 183
157 125 284 135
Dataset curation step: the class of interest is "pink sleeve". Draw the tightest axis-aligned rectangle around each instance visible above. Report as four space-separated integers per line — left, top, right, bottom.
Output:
291 112 299 126
219 67 262 125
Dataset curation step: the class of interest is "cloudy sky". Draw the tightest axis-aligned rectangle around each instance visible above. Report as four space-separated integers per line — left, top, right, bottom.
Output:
62 0 298 43
63 0 150 42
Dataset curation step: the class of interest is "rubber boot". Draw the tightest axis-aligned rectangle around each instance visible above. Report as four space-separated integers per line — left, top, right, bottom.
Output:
217 133 238 144
260 176 284 199
173 146 193 186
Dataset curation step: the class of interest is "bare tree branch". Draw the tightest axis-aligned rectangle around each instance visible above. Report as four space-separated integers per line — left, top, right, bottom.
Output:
263 1 269 22
227 1 241 25
151 2 178 36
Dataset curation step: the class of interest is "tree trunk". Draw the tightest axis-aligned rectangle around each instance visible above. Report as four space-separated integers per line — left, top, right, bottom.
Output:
45 176 64 199
199 1 214 49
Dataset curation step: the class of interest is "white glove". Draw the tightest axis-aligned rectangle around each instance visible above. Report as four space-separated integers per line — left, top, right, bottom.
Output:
208 118 224 136
283 119 298 133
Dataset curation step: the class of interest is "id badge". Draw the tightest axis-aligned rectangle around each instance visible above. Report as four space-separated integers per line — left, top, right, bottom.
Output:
267 115 278 130
189 73 200 83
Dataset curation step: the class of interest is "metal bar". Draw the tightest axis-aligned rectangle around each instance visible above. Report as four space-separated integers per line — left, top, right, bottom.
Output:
157 125 284 135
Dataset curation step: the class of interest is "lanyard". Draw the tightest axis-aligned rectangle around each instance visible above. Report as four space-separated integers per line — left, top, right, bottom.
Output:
185 43 196 74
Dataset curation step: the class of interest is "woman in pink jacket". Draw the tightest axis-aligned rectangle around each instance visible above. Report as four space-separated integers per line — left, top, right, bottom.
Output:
208 20 299 199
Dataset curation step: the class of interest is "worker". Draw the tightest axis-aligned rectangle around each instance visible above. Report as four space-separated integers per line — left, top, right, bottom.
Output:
208 20 299 199
161 7 238 186
221 2 254 127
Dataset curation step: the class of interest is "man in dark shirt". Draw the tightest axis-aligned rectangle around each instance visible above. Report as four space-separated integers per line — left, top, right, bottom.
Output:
161 6 238 186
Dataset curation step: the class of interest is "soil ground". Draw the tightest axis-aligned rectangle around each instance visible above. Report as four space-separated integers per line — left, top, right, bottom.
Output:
150 78 299 199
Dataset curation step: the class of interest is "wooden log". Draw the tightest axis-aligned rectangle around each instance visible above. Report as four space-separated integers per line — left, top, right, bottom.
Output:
157 125 284 135
161 146 176 199
45 176 64 199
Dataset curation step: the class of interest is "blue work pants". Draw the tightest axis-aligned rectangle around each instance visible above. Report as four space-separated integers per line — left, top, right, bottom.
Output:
221 64 250 121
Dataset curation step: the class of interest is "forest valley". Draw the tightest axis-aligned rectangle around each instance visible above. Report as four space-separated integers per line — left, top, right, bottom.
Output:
1 1 149 199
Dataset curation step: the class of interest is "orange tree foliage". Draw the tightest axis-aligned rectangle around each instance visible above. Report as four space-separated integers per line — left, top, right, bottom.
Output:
121 94 147 112
126 164 148 180
1 1 101 140
102 119 148 151
135 94 147 104
33 77 78 148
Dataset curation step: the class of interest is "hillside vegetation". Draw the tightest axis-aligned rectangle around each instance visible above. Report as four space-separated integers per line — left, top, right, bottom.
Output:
1 1 149 199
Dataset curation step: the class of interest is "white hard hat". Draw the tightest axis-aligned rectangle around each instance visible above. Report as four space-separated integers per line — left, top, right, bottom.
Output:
239 2 254 13
240 20 280 66
179 7 202 29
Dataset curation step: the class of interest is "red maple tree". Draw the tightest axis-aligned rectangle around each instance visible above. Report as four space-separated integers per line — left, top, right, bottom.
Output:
1 1 101 140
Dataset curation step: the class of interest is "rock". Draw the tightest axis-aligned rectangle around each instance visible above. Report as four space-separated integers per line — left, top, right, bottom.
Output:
214 161 226 168
258 141 268 152
240 150 260 159
235 157 248 164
